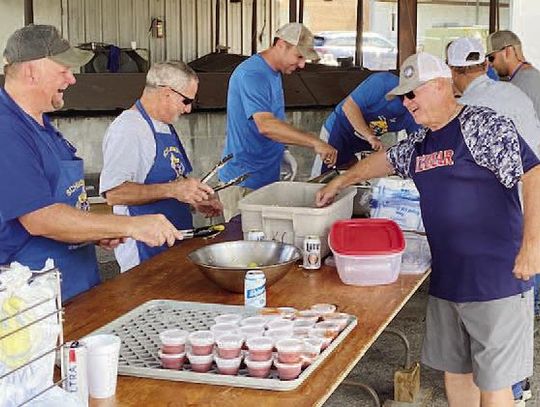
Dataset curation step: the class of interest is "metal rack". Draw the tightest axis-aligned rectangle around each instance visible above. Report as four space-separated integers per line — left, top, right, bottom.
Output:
0 267 68 406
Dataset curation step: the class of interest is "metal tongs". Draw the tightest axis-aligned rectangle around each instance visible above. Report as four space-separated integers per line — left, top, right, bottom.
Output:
180 224 225 239
201 153 234 184
213 173 250 192
200 153 250 193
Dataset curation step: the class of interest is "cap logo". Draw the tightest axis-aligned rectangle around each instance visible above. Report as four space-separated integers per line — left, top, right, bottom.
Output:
403 65 415 78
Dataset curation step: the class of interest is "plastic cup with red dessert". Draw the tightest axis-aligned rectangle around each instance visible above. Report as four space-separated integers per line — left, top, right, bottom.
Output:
214 354 242 375
188 330 215 355
159 329 188 354
274 359 302 381
216 334 244 359
246 336 273 361
275 338 303 364
187 352 214 373
158 350 186 370
245 356 273 378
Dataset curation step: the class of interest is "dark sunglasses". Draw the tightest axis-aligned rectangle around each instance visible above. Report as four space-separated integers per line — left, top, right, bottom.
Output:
159 85 195 105
399 90 416 101
487 54 496 63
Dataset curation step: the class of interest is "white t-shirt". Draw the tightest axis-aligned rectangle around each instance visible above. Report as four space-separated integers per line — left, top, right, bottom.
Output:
99 109 172 272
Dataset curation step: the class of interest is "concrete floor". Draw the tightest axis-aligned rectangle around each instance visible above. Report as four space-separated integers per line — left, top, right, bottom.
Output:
96 249 540 406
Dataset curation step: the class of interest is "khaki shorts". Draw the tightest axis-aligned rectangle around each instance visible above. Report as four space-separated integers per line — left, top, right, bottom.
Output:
421 290 534 391
219 186 252 222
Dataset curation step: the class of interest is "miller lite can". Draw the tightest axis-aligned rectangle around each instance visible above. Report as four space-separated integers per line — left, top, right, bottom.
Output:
244 270 266 308
247 229 265 241
303 235 321 270
62 341 89 407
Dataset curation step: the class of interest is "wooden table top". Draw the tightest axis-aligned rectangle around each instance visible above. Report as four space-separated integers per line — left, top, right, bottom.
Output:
65 228 429 407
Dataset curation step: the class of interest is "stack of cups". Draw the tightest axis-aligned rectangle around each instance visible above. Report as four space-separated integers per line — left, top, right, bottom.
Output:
245 336 273 378
274 338 303 380
82 334 121 399
158 329 188 370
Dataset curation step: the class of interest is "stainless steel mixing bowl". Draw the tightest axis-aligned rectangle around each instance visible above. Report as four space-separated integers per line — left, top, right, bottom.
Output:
187 241 302 293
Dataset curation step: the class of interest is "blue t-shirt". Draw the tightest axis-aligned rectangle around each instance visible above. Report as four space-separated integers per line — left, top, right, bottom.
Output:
388 105 538 302
0 89 76 263
218 54 286 189
325 72 419 167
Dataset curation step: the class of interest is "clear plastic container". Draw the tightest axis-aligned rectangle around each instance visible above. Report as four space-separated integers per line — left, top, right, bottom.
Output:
238 182 356 257
274 360 302 381
216 334 244 359
158 351 185 370
214 313 243 325
265 328 293 345
245 357 273 378
314 321 341 338
187 352 214 373
275 338 303 364
303 337 323 358
295 310 320 324
277 307 297 319
215 355 242 375
240 325 265 341
329 219 405 286
210 323 240 339
401 232 431 274
240 316 267 328
246 336 273 361
188 331 215 355
310 303 337 315
159 329 188 354
322 313 350 330
308 328 333 350
267 318 294 331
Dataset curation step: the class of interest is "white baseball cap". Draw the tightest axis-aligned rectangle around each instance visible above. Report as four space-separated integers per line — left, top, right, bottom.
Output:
386 52 452 100
447 37 486 67
275 23 319 61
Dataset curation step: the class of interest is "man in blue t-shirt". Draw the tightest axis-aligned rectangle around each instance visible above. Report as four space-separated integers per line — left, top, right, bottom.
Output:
311 72 420 177
0 25 184 301
316 52 540 405
218 23 337 221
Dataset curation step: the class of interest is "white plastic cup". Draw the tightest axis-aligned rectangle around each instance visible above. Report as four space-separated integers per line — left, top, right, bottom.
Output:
130 41 137 50
83 334 121 399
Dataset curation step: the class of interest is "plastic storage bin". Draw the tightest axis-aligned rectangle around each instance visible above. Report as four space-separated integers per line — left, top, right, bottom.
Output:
238 182 356 257
401 232 431 274
329 219 405 286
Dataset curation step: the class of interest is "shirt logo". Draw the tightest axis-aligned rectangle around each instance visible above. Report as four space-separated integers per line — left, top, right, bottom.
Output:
170 153 186 179
415 150 454 173
369 116 389 136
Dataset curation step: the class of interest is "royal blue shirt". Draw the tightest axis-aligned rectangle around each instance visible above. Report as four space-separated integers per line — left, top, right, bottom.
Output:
0 89 76 263
387 105 538 302
324 72 419 167
219 54 286 189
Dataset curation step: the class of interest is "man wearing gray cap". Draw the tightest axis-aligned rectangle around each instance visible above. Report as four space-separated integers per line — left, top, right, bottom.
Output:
316 52 540 406
487 30 540 119
218 22 337 221
0 25 183 301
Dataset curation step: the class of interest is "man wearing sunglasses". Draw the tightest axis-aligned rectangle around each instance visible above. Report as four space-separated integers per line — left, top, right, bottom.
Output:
448 36 540 406
487 30 540 120
100 61 222 272
316 52 540 406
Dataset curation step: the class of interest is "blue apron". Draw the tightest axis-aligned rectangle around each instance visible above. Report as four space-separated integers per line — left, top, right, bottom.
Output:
128 100 193 262
6 111 100 302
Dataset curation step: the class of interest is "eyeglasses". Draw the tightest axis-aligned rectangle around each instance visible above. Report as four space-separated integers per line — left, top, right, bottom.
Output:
399 90 416 101
487 46 512 63
158 85 195 105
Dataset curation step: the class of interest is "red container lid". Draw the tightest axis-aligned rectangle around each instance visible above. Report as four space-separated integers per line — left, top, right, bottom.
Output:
329 219 405 255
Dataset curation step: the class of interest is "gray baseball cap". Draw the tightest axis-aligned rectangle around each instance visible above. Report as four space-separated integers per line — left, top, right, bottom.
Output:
486 30 521 56
275 23 319 61
386 52 452 100
3 24 93 68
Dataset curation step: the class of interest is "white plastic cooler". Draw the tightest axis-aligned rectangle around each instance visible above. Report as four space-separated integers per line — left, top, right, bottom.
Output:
238 182 356 257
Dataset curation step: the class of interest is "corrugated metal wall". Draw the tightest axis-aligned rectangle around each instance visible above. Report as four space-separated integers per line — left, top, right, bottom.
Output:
32 0 285 64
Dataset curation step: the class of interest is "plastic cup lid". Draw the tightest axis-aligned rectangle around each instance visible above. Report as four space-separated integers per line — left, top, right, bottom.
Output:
159 329 189 345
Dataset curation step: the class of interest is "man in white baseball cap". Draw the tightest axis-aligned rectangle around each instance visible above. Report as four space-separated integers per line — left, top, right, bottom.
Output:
317 52 540 406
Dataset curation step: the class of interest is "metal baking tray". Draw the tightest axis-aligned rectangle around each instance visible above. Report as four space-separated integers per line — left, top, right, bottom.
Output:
85 299 357 391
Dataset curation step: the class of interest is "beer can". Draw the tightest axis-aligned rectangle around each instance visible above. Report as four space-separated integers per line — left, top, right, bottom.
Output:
244 270 266 308
303 235 321 270
247 229 266 241
62 341 89 407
